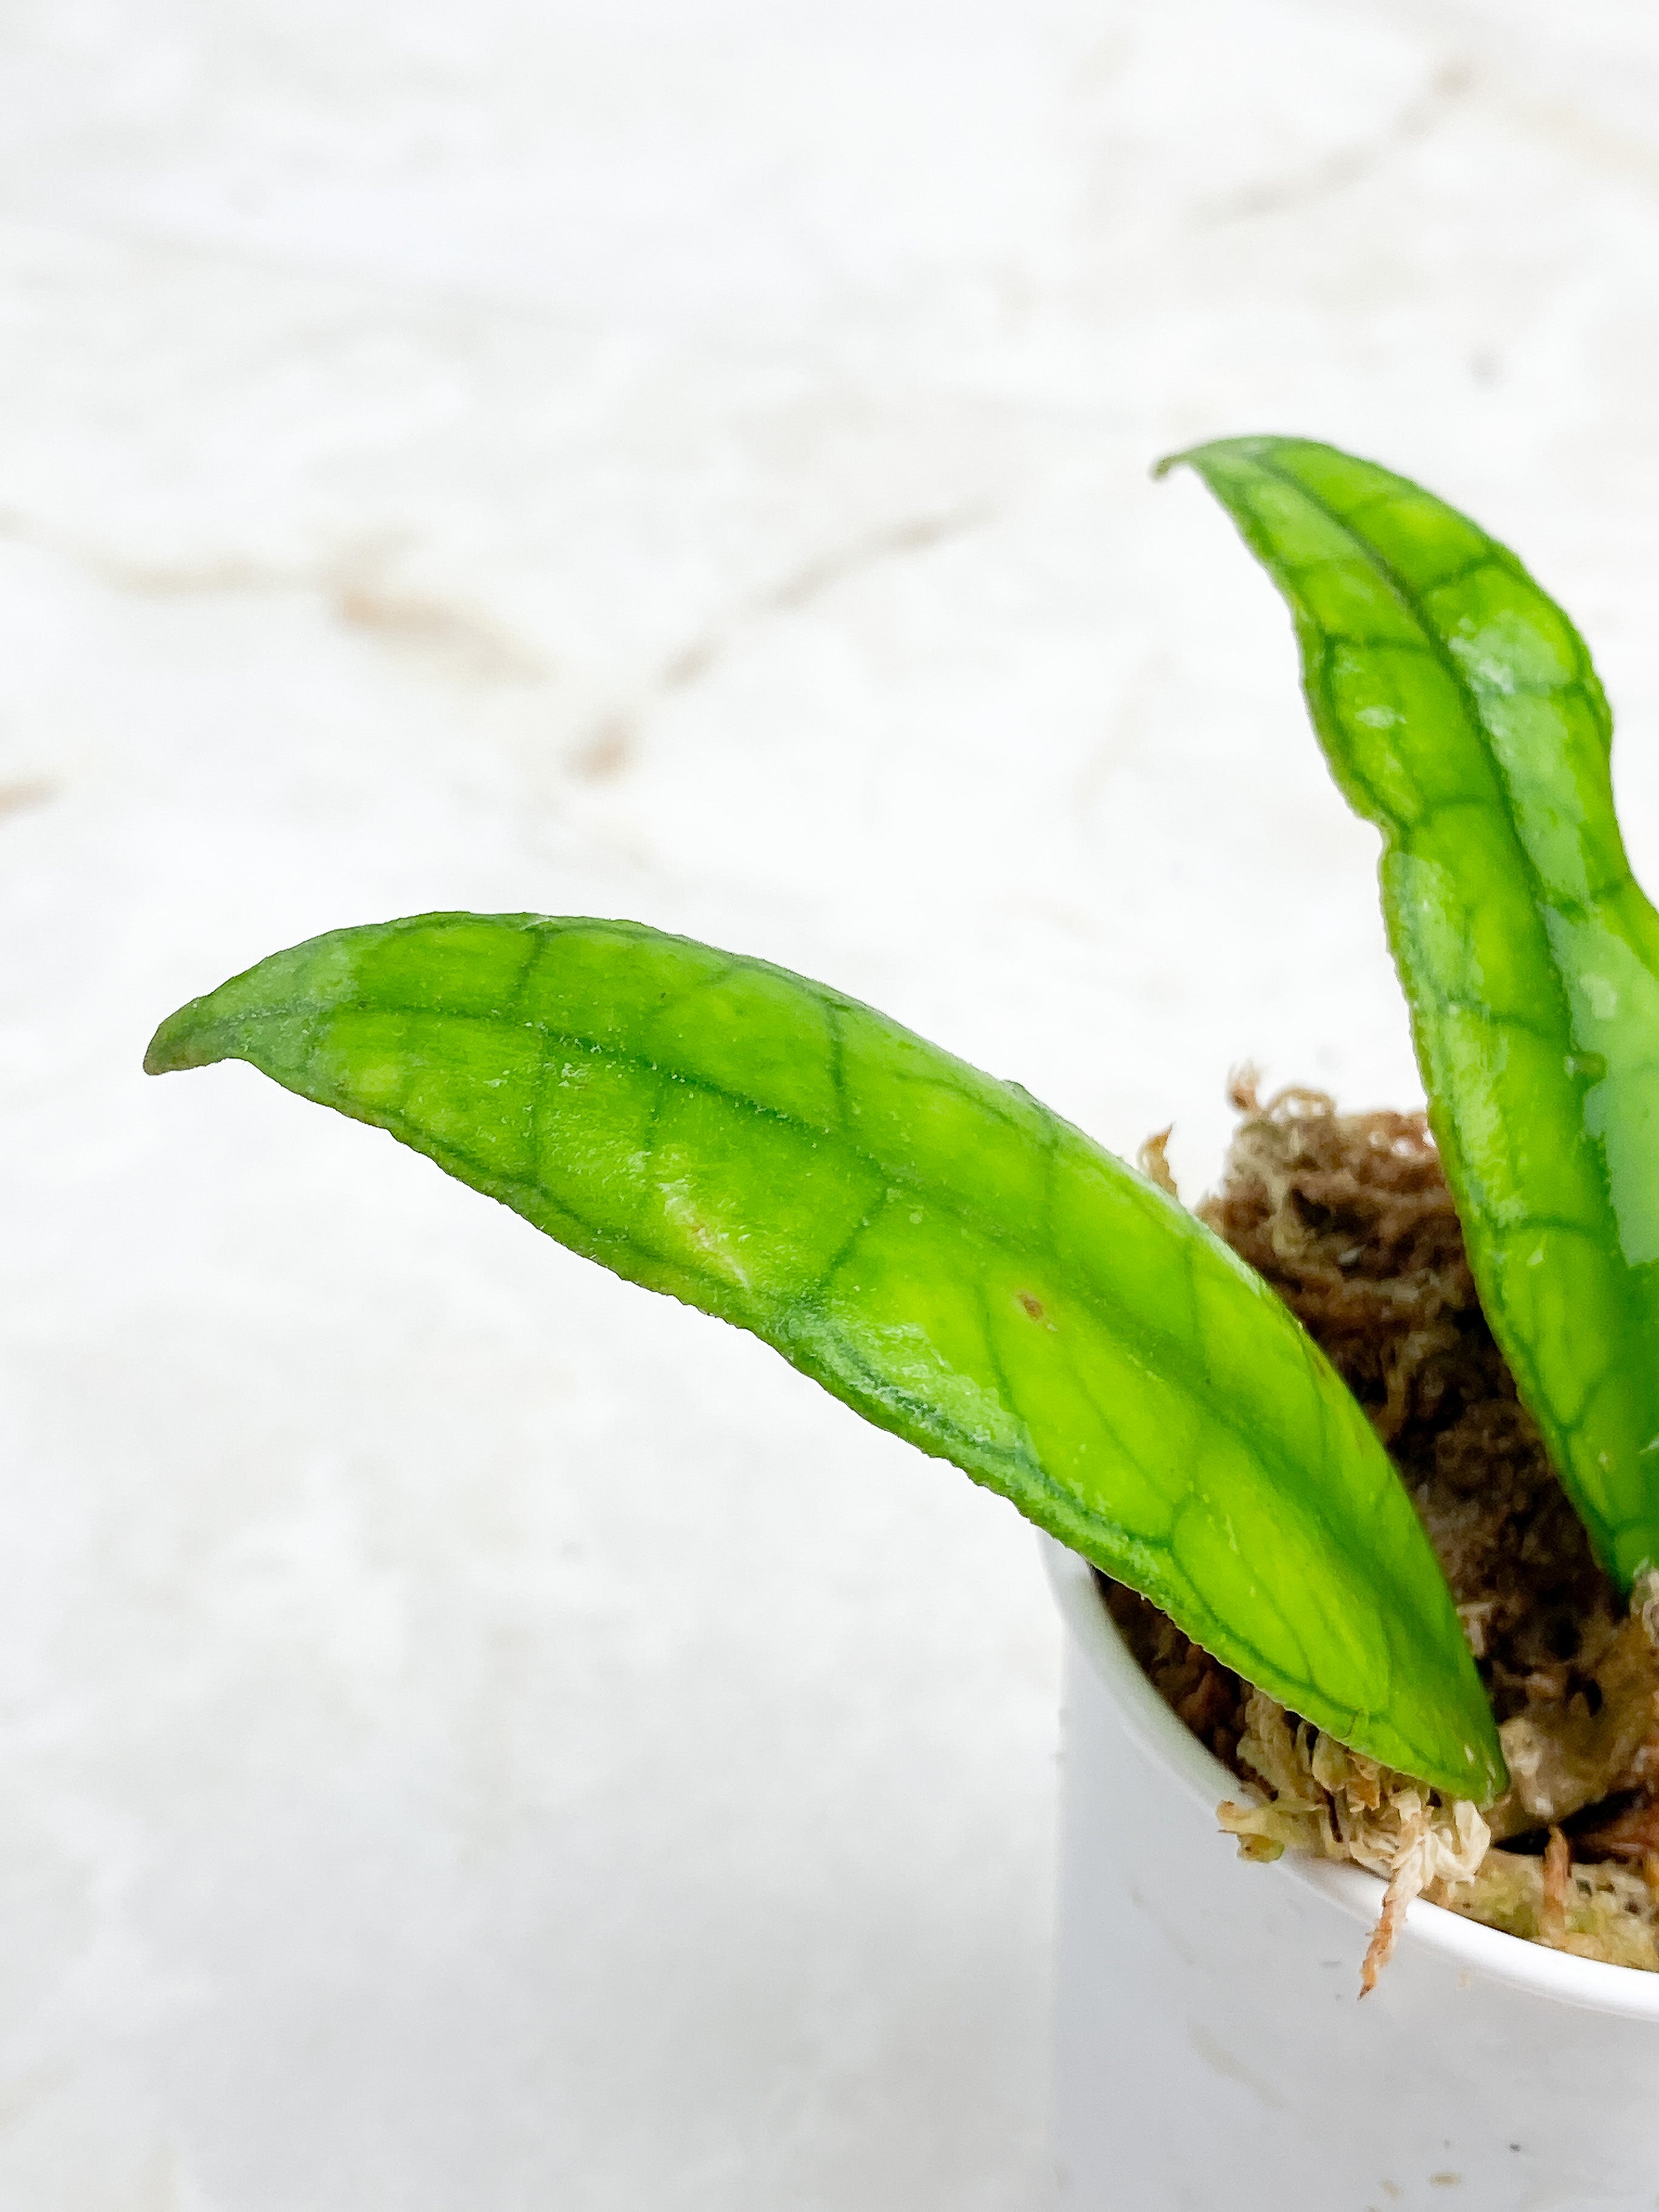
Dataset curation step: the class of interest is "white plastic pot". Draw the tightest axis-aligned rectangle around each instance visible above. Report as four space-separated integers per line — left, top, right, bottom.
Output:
1045 1538 1659 2211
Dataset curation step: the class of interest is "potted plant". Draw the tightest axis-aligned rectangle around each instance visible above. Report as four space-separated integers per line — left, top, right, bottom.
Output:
145 439 1659 2203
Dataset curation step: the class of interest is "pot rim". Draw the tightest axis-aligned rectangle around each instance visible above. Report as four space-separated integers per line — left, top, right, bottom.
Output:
1043 1535 1659 2021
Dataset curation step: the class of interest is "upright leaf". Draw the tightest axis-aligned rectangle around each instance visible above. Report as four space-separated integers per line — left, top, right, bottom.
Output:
1165 434 1659 1587
147 912 1504 1796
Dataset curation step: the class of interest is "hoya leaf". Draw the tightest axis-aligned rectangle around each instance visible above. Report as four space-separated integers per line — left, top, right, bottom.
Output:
147 912 1504 1797
1166 434 1659 1589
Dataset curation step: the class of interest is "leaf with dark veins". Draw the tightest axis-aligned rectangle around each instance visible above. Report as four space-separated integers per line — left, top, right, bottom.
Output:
1166 434 1659 1592
147 911 1503 1798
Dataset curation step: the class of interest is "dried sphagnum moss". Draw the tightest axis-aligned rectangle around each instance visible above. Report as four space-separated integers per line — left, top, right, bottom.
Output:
1112 1080 1659 1984
1215 1689 1491 1992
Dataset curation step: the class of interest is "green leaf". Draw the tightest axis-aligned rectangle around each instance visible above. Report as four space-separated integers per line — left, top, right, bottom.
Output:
1165 433 1659 1590
147 911 1504 1797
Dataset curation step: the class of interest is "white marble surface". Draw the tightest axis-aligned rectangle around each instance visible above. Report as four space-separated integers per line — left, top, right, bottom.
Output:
7 2 1659 2204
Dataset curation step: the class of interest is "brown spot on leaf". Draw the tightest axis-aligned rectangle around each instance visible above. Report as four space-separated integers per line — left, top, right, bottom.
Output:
1018 1292 1045 1321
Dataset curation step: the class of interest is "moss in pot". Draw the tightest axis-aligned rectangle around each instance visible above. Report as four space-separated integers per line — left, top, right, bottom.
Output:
1129 1078 1659 1979
144 436 1659 1995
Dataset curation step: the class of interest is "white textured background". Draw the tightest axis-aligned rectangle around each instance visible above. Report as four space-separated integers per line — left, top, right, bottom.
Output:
6 2 1659 2205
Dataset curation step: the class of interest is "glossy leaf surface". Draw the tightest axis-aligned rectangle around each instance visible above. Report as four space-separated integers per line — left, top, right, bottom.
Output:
1166 434 1659 1588
147 912 1503 1795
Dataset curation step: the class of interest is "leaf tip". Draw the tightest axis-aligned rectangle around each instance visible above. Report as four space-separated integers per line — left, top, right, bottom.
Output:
1154 433 1302 485
143 997 226 1077
1150 447 1188 482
